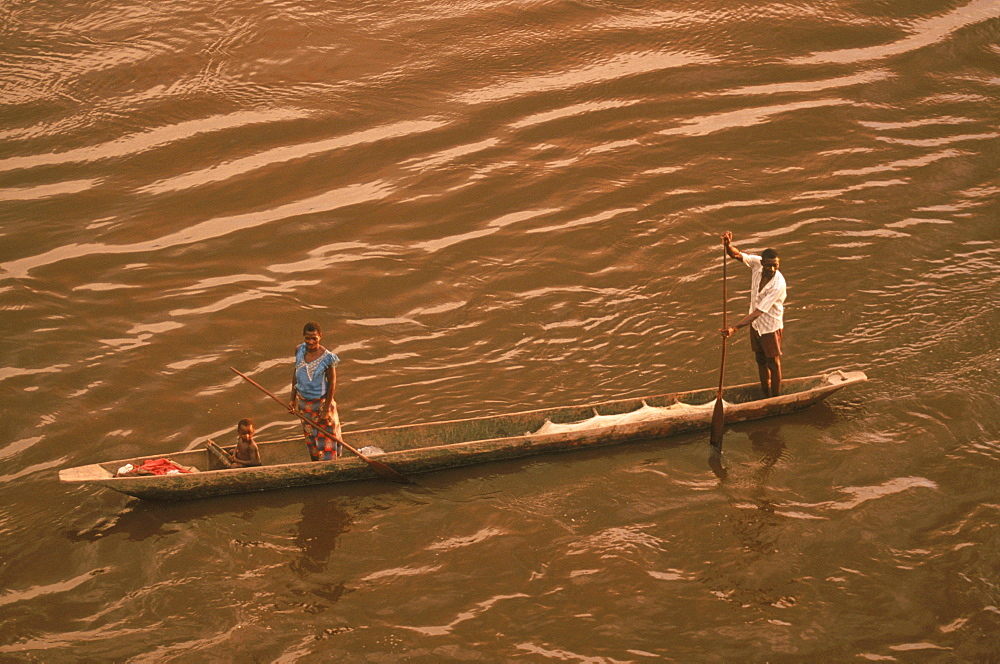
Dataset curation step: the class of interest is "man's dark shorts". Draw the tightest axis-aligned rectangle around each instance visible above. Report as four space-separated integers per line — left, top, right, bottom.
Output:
750 327 783 362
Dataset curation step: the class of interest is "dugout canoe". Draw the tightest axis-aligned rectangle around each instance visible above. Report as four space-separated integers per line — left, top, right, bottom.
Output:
59 369 866 500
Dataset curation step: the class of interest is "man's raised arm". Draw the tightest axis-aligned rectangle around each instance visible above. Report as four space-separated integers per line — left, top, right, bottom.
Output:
721 231 742 261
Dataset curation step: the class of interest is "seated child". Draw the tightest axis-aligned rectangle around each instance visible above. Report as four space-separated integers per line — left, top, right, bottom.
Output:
227 418 262 468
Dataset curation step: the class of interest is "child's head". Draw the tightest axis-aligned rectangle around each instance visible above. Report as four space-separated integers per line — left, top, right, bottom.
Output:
237 418 255 441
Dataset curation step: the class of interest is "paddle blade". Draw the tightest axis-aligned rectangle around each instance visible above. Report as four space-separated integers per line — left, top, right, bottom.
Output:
709 397 725 451
366 457 412 484
708 445 728 481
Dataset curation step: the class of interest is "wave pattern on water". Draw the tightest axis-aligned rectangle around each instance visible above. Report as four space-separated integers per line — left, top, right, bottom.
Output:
1 0 999 660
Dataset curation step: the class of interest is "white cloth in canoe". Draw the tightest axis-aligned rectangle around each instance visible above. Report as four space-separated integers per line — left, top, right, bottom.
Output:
531 399 732 436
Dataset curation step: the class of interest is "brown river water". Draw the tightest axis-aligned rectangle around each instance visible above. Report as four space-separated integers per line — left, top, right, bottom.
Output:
1 0 998 660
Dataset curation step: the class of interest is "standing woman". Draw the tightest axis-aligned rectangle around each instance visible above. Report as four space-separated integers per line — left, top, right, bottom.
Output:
290 321 343 461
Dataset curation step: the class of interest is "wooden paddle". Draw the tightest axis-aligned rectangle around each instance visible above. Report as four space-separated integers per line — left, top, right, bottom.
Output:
230 367 411 484
710 241 728 452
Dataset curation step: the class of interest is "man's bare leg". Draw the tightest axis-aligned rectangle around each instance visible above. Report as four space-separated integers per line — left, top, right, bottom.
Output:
757 360 770 398
767 357 782 397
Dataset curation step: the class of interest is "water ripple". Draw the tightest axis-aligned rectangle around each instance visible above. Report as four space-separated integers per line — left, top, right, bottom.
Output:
790 0 999 65
658 98 848 137
0 109 306 174
1 180 394 278
455 49 716 105
0 179 99 201
142 119 447 195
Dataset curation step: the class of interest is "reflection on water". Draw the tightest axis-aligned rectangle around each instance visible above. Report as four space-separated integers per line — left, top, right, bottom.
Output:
294 497 352 576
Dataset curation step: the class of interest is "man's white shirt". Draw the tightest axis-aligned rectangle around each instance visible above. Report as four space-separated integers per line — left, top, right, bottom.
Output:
742 253 786 335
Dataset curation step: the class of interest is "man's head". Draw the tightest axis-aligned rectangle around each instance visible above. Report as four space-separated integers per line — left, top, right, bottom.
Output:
761 248 780 278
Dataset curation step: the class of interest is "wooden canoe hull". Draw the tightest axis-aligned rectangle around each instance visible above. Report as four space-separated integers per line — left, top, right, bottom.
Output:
58 370 866 500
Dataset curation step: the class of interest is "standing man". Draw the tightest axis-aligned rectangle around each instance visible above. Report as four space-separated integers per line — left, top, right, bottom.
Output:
720 231 787 397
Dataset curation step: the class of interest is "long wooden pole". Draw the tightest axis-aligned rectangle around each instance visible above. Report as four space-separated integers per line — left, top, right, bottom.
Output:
710 243 727 451
230 367 411 484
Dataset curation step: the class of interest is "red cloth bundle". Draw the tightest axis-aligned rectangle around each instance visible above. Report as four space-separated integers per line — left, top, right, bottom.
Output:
138 458 192 475
117 458 194 477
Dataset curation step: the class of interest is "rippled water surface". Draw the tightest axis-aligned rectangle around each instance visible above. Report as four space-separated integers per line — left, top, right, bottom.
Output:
2 0 998 660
